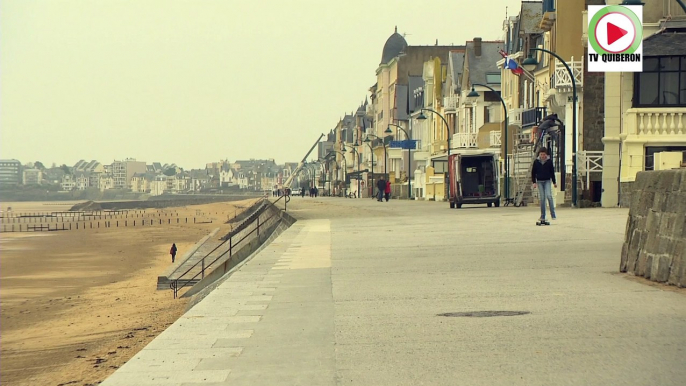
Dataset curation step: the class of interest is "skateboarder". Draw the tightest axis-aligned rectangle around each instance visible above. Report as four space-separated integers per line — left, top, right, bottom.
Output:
531 147 557 223
170 243 178 263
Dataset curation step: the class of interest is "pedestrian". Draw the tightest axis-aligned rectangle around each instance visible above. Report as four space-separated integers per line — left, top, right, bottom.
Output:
170 243 178 263
531 147 557 222
376 178 386 202
385 180 391 202
301 187 305 197
314 187 319 197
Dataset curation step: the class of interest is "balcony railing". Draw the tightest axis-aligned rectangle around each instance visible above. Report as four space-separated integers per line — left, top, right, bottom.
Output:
443 95 459 112
553 59 583 90
510 108 523 126
631 109 686 136
665 0 686 20
431 141 448 154
521 107 547 128
454 133 478 149
489 131 502 147
577 151 603 190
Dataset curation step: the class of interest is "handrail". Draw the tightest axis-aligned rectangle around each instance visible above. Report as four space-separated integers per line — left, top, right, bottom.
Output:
169 200 278 299
272 194 290 211
171 211 280 298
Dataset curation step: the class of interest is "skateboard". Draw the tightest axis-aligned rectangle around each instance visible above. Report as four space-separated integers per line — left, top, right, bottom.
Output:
536 219 550 226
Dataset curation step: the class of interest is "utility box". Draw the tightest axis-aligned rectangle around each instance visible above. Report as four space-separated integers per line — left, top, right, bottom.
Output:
654 152 683 170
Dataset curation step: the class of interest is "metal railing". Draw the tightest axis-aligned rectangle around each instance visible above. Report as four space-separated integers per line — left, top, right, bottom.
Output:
170 204 278 298
272 193 290 211
522 107 547 128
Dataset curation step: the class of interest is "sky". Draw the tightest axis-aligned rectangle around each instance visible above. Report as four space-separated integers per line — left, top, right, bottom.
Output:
1 0 523 170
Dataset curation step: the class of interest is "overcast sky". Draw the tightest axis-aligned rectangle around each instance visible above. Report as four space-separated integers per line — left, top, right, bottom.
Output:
1 0 523 169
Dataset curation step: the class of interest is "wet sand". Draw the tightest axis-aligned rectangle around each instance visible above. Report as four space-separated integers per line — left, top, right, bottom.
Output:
0 198 260 386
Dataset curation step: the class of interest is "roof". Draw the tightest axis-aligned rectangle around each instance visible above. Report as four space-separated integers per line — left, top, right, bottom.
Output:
380 27 408 65
519 1 544 35
466 40 505 86
643 28 686 56
448 51 466 92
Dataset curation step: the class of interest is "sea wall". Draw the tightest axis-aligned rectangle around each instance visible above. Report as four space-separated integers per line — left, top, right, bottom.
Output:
620 169 686 287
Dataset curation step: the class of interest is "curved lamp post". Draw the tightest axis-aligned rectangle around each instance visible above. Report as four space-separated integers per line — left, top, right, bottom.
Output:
386 123 413 199
467 83 510 203
347 145 361 198
332 149 348 197
522 48 578 207
363 137 375 198
417 108 451 204
366 134 389 175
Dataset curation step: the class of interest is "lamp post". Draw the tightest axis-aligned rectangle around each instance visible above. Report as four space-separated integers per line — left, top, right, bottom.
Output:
418 109 451 205
366 134 389 175
386 123 413 199
363 137 374 198
347 146 361 198
467 83 510 203
332 150 347 197
522 48 578 207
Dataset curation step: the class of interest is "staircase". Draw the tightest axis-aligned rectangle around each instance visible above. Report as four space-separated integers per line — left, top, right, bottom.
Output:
513 134 535 207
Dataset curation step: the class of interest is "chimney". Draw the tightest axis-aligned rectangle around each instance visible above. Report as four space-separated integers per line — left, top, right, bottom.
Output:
474 37 482 57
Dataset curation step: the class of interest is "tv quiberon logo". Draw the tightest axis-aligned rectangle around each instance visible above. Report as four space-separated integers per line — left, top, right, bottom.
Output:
587 5 643 72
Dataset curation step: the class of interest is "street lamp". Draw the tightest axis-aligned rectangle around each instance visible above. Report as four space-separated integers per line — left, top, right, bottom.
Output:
418 108 451 206
332 150 348 197
387 123 413 199
522 48 578 207
467 84 511 204
348 146 361 198
366 134 389 176
363 136 375 198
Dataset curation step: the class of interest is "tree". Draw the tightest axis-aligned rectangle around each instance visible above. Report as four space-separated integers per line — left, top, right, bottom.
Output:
163 168 176 176
34 161 46 170
60 164 71 175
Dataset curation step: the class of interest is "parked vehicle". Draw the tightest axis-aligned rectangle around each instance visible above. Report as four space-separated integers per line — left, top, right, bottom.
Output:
448 152 501 208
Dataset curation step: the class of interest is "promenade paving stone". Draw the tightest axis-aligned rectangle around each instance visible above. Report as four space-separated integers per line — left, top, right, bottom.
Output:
101 198 686 386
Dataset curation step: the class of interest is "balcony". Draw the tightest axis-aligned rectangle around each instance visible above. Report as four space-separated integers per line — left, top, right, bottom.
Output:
454 133 478 149
510 108 523 127
443 95 459 113
521 107 547 128
552 59 583 91
540 0 556 31
629 108 686 136
489 131 502 147
665 0 686 20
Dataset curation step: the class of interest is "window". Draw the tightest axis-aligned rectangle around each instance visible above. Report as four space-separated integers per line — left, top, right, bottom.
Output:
486 73 501 84
634 56 686 107
484 106 490 123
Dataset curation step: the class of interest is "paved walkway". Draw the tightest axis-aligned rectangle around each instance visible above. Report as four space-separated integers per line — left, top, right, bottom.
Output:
102 198 686 386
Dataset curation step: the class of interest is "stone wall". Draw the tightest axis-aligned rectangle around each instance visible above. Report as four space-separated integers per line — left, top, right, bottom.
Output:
620 170 686 287
582 45 605 152
619 182 635 208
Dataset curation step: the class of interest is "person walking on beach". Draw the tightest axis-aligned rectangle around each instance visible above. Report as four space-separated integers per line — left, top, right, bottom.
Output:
170 243 178 263
385 180 391 202
531 147 557 222
376 178 386 202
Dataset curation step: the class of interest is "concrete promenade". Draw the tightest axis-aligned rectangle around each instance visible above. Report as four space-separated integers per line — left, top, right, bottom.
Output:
101 198 686 386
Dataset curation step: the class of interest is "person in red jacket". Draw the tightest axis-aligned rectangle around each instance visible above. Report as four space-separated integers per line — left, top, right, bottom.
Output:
384 180 391 202
170 243 178 263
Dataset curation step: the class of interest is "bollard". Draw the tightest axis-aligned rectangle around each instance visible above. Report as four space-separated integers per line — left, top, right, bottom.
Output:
117 221 118 227
98 222 100 228
134 220 136 226
125 220 127 227
90 222 92 229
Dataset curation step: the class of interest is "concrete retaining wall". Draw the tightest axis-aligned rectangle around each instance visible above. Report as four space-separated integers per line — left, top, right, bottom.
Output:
620 169 686 287
91 195 262 211
181 203 296 298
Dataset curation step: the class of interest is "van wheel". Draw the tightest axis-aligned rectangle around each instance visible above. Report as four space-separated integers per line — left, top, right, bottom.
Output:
495 201 500 207
487 203 493 208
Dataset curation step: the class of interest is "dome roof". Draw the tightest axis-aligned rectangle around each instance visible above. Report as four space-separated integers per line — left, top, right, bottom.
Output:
380 27 408 65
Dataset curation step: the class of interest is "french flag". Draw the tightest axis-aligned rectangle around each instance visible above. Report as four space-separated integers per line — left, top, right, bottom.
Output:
499 50 524 76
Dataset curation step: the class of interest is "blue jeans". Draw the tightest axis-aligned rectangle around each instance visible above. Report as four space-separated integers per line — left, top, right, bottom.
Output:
537 180 556 220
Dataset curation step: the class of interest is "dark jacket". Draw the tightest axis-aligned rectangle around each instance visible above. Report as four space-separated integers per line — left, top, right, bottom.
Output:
377 179 386 190
531 158 556 184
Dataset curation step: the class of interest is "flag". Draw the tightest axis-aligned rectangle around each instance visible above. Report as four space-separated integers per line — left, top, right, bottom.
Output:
499 50 524 76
